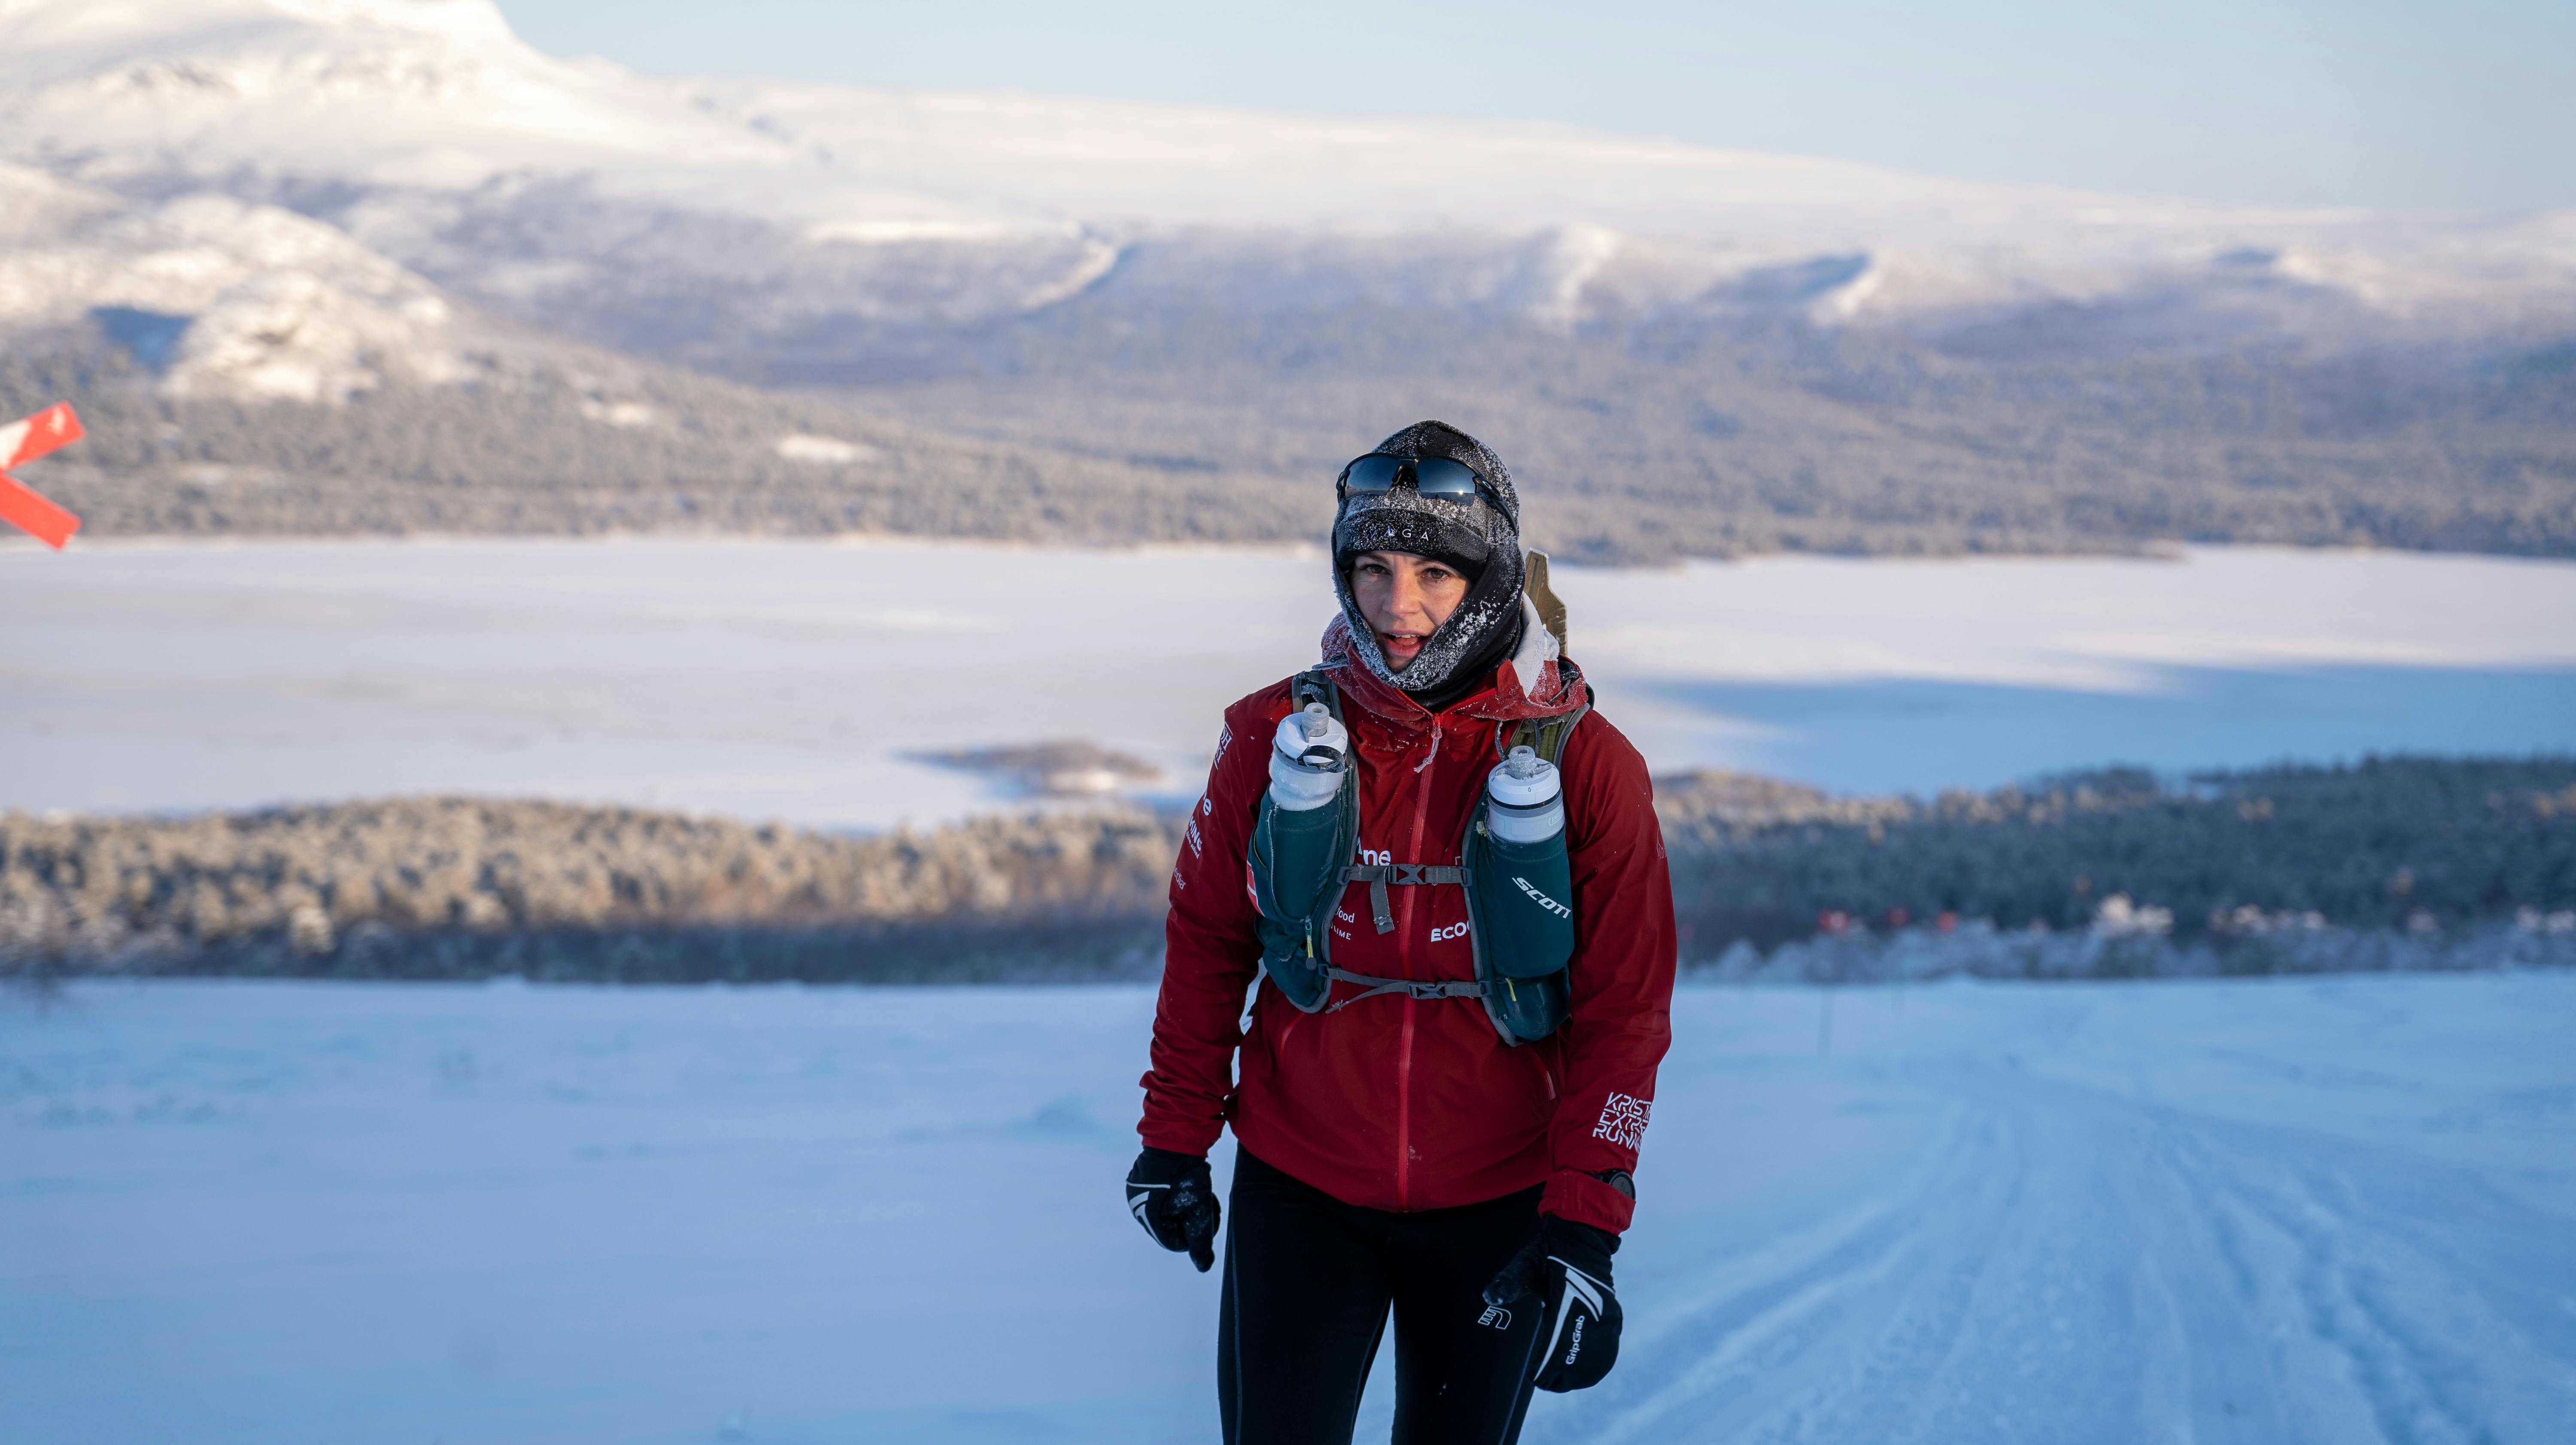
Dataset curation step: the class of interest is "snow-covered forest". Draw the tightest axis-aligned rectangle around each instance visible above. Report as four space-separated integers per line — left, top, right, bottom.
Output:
9 319 2573 565
1657 755 2576 947
0 799 1179 983
7 756 2569 983
0 348 1320 550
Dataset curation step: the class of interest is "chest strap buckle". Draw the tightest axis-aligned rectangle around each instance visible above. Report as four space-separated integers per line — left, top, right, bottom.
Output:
1340 863 1469 933
1322 967 1489 1011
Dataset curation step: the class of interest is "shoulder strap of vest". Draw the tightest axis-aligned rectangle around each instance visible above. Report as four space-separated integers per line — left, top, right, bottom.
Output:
1291 668 1344 727
1497 683 1594 767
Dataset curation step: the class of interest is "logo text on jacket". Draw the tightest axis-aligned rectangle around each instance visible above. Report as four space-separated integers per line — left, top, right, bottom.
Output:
1592 1093 1652 1150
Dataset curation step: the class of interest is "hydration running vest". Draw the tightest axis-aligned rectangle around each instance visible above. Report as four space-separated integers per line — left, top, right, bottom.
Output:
1247 666 1591 1046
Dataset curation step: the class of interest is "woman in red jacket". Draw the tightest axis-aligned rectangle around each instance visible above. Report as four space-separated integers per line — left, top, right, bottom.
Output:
1127 421 1676 1445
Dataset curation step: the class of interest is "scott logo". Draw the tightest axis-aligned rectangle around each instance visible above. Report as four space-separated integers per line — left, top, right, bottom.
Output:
1513 876 1572 919
1430 922 1470 943
1476 1304 1512 1330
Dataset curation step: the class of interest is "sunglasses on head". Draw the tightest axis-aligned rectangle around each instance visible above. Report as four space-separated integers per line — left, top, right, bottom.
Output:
1337 453 1495 506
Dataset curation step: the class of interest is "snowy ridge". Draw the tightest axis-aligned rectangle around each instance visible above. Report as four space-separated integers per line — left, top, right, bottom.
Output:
3 0 2570 563
0 0 2568 390
0 162 492 400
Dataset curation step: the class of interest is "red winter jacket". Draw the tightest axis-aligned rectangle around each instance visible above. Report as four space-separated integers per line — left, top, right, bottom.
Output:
1138 608 1676 1235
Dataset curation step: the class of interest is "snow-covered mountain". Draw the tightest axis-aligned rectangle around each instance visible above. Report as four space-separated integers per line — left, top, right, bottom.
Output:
3 0 2568 396
4 0 2571 567
0 161 503 401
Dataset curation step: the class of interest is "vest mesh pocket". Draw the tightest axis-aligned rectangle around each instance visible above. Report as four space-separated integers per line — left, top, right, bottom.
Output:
1467 814 1576 1042
1474 827 1576 977
1251 789 1351 1012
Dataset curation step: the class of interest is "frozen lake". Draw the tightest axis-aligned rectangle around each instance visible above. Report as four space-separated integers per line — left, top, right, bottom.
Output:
4 538 2574 825
3 973 2571 1443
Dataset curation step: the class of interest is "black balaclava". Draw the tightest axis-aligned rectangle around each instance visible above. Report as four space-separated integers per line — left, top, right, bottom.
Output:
1332 420 1528 709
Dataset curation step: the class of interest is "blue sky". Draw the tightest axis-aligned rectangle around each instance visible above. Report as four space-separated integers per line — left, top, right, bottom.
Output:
496 0 2573 213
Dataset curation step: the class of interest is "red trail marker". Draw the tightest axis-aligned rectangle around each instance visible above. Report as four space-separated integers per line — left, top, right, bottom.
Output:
0 402 85 549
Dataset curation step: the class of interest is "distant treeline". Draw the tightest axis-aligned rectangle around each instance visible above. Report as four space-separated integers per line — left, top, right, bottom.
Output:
0 799 1181 983
0 346 1321 547
5 757 2572 985
1655 756 2576 979
9 299 2575 565
836 304 2576 564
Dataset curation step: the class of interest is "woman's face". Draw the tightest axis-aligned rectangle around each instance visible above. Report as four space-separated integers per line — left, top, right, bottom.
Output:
1349 551 1470 672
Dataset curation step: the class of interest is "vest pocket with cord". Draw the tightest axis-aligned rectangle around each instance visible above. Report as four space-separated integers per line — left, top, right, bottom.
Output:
1249 751 1356 1013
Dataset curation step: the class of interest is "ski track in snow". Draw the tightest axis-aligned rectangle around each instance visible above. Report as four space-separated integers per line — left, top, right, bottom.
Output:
4 974 2573 1444
1504 980 2576 1445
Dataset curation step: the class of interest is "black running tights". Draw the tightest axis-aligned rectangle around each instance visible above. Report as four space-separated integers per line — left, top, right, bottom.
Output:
1218 1149 1546 1445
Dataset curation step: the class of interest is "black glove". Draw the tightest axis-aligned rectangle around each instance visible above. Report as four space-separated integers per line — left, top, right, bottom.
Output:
1126 1147 1220 1272
1484 1214 1621 1392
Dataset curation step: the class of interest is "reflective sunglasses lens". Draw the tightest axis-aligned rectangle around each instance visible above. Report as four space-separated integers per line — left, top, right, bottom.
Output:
1341 455 1406 493
1410 457 1484 501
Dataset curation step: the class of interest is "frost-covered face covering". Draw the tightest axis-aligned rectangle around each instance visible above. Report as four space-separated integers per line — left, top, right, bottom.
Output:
1332 420 1528 706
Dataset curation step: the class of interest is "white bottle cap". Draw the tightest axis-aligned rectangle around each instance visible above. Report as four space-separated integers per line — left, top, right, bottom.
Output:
1487 746 1560 808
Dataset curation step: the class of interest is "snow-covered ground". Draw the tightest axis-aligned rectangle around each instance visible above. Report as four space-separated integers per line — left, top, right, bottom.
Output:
3 972 2570 1443
5 538 2573 823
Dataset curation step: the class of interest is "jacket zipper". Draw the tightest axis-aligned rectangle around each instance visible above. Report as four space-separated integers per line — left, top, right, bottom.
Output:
1394 718 1442 1212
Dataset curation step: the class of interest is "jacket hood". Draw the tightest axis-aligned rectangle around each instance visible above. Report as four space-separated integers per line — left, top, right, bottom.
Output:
1332 420 1527 698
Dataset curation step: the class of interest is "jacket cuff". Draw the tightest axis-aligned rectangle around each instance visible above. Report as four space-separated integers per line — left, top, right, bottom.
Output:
1138 1115 1225 1158
1540 1168 1635 1234
1138 1072 1227 1158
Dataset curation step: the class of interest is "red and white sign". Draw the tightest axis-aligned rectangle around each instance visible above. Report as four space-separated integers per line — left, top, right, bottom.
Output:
0 402 85 549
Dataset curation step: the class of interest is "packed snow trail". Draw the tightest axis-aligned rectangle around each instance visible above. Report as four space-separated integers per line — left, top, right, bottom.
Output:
1540 1056 2575 1445
3 974 2571 1443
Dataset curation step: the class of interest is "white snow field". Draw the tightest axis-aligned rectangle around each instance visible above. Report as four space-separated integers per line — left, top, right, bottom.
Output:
4 538 2575 823
3 972 2571 1444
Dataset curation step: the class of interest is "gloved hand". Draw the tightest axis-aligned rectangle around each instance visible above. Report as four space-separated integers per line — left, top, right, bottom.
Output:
1125 1147 1220 1272
1484 1214 1622 1392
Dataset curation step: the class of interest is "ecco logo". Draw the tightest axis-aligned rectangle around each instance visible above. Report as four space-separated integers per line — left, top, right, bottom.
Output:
1514 876 1572 919
1358 847 1391 866
1430 922 1470 942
